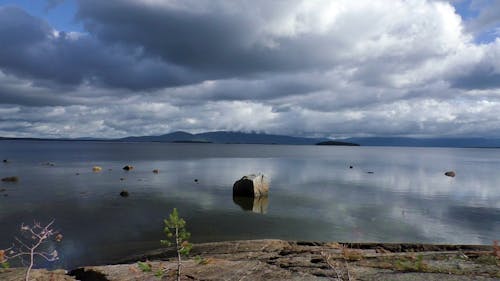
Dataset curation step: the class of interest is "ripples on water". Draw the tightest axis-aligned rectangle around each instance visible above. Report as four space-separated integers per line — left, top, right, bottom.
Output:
0 141 499 268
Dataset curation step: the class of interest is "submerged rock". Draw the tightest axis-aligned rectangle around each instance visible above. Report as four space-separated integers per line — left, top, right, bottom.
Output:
445 171 456 177
233 173 269 197
3 159 8 163
120 190 129 197
1 176 18 182
123 165 134 171
55 233 63 242
153 169 159 174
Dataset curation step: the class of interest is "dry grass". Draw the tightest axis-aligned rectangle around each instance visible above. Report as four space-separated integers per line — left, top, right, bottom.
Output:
342 246 363 262
493 240 500 259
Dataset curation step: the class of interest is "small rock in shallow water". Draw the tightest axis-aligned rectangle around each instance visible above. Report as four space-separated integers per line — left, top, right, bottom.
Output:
123 165 134 171
349 165 353 169
194 179 199 183
120 190 129 197
92 166 102 172
1 176 19 182
3 159 8 163
445 171 456 177
153 169 159 174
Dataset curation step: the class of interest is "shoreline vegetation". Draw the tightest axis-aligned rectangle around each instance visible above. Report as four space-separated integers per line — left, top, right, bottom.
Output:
1 239 499 280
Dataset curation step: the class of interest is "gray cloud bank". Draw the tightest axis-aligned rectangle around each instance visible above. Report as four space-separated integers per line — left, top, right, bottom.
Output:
0 0 500 138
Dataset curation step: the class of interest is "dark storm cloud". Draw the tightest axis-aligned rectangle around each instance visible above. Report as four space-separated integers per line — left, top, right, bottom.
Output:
75 0 339 78
0 6 198 91
451 64 500 90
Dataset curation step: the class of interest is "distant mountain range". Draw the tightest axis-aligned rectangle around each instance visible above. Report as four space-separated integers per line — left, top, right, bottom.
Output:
3 132 500 147
118 131 337 145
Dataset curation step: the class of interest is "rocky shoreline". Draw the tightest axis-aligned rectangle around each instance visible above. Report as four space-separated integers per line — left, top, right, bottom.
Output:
1 239 499 280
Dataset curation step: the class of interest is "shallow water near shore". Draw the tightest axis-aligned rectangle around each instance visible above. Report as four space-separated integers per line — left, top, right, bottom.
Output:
1 141 499 269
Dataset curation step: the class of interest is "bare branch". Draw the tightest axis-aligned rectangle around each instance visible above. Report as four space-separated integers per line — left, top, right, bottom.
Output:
34 252 58 262
1 220 61 281
321 251 342 280
345 260 352 281
14 237 32 252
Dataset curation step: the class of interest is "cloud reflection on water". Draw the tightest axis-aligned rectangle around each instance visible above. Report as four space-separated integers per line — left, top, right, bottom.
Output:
0 143 499 269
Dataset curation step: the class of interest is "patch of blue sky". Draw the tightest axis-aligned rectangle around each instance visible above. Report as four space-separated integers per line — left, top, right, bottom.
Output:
451 0 478 20
474 28 500 44
0 0 83 32
449 0 499 43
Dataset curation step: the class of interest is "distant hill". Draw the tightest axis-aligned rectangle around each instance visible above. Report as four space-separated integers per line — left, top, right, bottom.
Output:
343 137 500 148
119 131 198 143
118 131 339 145
4 132 500 147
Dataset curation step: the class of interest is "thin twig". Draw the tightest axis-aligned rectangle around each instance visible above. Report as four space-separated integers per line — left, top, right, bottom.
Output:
321 251 342 280
345 260 352 281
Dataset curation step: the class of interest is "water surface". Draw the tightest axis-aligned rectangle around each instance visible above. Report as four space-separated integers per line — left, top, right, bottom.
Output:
0 141 499 268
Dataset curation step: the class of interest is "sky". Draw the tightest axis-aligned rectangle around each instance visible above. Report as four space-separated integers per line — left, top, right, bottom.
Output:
0 0 499 139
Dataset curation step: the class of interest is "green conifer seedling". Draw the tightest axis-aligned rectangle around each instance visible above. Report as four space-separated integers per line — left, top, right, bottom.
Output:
161 208 192 281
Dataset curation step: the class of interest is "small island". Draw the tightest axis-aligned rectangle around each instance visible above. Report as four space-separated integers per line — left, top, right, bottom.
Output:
316 140 360 146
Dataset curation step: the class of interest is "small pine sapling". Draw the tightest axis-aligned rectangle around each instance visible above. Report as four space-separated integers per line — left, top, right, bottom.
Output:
161 208 192 281
137 261 152 272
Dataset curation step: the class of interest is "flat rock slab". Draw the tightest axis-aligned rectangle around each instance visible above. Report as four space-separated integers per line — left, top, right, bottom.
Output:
1 239 499 280
76 259 327 281
0 268 74 281
118 239 500 281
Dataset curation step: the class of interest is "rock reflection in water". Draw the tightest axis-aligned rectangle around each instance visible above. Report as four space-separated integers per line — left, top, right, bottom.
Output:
233 196 269 214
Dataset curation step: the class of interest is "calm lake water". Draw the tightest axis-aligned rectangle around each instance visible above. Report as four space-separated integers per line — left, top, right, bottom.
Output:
1 141 499 269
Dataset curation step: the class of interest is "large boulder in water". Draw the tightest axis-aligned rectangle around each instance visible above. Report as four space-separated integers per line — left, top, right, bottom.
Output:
233 173 269 197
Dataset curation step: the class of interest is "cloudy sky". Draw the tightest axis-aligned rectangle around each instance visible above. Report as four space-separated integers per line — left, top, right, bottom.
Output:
0 0 499 139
